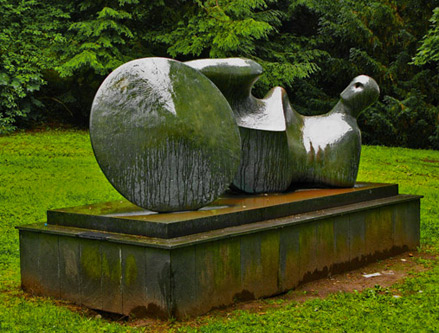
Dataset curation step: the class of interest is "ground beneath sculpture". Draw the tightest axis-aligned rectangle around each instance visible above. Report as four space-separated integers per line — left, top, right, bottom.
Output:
29 250 434 331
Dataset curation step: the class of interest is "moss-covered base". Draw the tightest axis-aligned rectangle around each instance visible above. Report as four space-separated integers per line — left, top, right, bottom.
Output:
18 189 420 319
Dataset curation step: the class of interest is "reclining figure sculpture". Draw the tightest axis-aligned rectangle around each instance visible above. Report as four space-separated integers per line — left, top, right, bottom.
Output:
186 58 380 192
90 57 380 212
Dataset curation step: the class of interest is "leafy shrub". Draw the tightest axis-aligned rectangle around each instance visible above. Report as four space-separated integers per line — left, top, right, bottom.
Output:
0 0 67 133
413 7 439 66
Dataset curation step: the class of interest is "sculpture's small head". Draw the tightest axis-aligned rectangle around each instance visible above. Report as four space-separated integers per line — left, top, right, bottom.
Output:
340 75 380 118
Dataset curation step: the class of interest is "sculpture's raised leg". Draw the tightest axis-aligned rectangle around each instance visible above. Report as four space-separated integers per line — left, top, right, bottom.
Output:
186 58 294 193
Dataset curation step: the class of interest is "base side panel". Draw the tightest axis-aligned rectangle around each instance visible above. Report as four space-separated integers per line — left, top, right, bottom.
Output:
19 196 421 318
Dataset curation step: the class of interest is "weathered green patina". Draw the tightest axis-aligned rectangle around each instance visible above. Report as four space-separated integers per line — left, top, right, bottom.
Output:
124 255 138 287
90 58 241 212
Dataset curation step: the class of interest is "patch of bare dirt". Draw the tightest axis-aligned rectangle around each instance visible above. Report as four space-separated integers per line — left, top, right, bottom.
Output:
422 158 439 164
277 251 431 303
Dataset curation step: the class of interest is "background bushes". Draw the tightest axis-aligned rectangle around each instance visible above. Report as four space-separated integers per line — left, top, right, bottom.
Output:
1 0 439 149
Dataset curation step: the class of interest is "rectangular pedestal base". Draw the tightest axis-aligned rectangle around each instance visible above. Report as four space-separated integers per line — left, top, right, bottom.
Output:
17 186 421 319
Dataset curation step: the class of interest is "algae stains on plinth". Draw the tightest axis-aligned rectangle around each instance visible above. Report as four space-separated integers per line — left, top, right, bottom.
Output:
80 244 101 279
124 255 138 287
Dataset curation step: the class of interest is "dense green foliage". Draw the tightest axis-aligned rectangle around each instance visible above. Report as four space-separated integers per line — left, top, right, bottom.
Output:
1 130 439 330
1 0 439 149
0 0 67 132
413 7 439 66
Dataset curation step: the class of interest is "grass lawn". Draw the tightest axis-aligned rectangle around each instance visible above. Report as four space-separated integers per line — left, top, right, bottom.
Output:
1 129 439 332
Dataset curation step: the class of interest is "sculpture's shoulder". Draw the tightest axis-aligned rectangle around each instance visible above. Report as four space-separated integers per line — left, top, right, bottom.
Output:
185 58 263 78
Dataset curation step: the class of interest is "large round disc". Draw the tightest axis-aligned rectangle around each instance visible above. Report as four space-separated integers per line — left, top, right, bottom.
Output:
90 58 241 212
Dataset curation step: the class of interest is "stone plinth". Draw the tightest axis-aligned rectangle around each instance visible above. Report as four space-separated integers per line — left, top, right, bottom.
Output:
17 183 421 318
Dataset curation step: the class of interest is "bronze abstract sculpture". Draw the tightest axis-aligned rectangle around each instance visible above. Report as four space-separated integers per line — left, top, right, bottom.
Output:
90 57 379 212
188 59 380 191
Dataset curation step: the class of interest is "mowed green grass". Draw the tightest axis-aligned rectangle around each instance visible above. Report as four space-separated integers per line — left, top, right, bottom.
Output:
0 130 439 332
